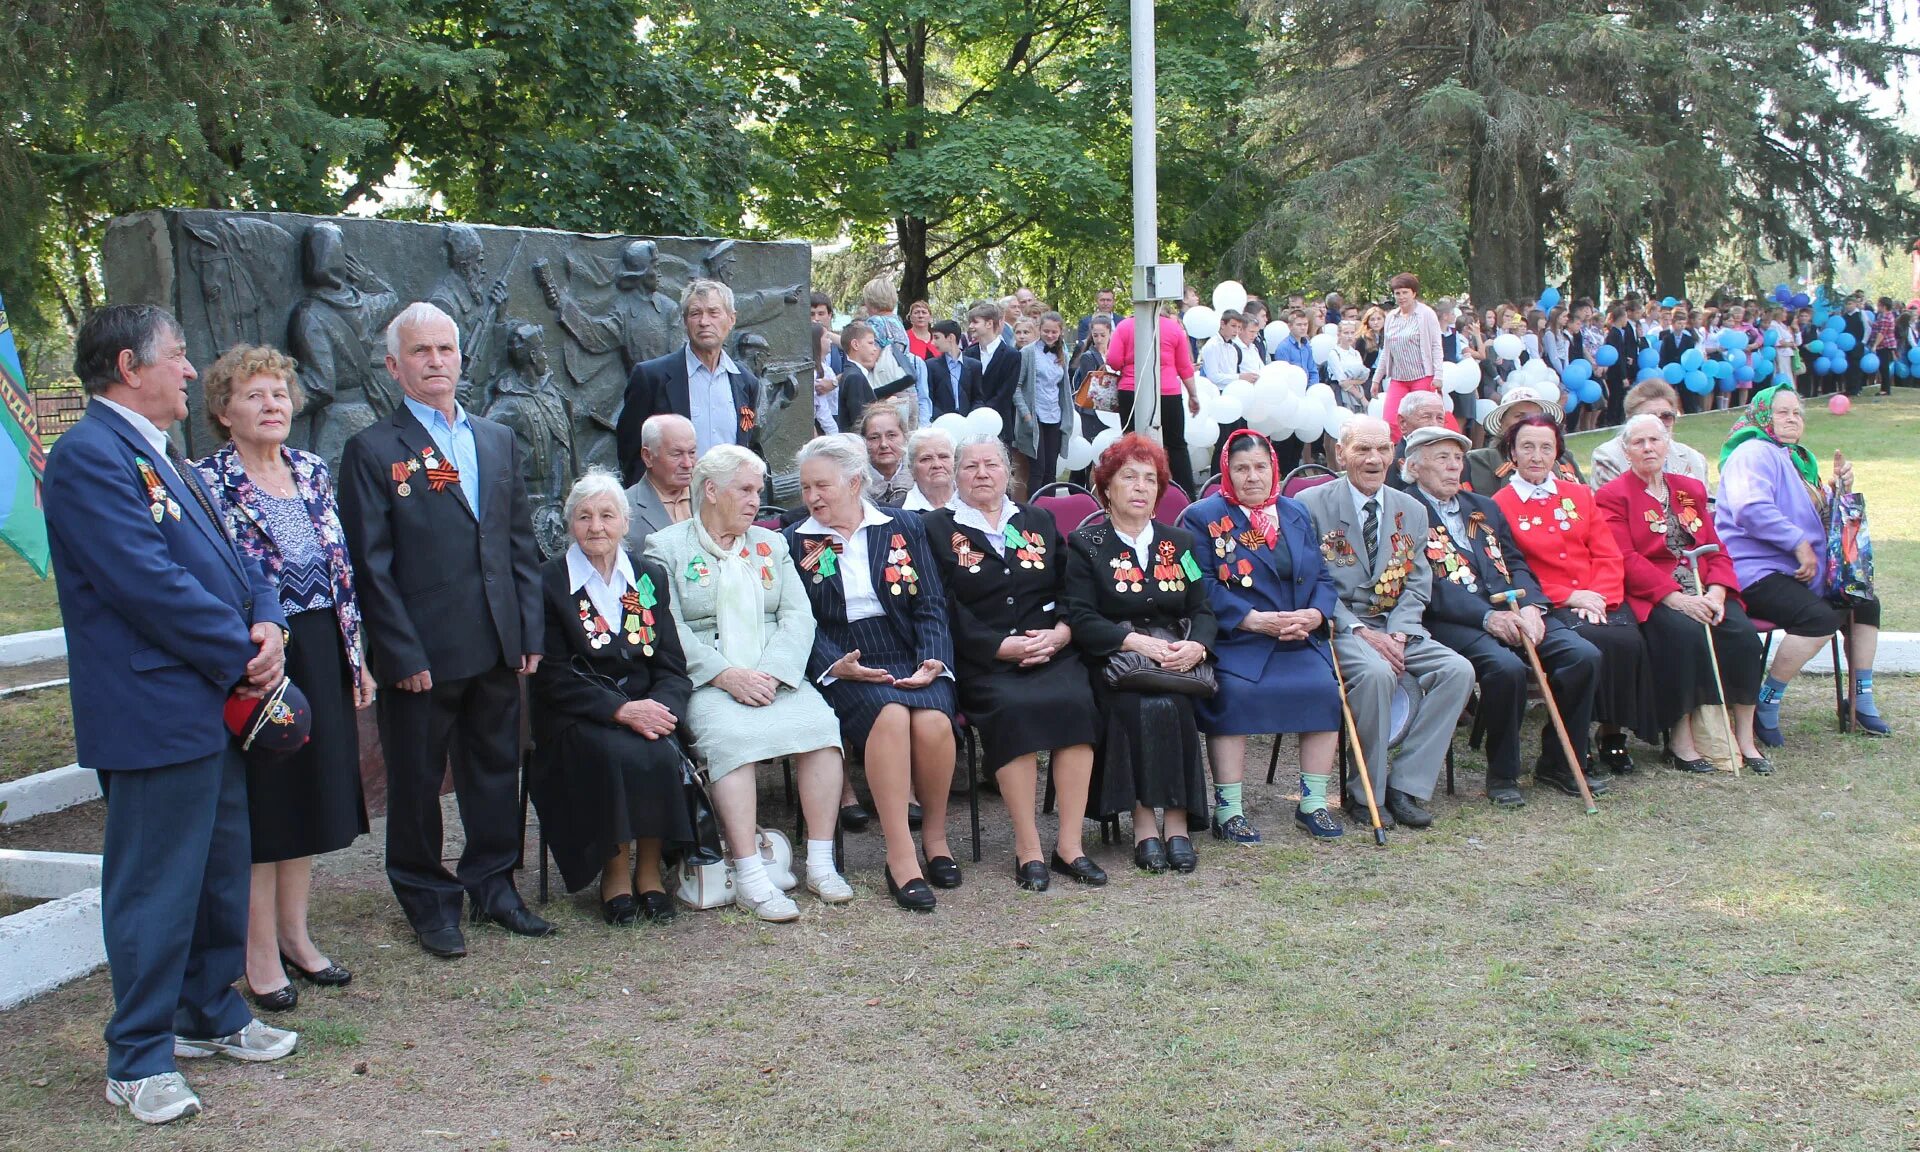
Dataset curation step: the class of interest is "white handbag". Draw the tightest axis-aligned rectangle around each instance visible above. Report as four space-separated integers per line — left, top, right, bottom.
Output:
673 828 796 909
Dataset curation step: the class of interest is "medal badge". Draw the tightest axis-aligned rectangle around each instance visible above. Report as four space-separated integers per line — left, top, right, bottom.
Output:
800 538 840 584
135 457 179 523
1552 496 1580 529
1468 511 1510 579
951 532 986 574
1674 494 1702 534
1320 530 1357 567
1005 523 1046 570
1643 509 1668 534
625 575 659 655
1427 526 1477 593
883 532 919 596
1152 539 1183 591
419 445 460 493
1207 516 1237 558
686 555 713 585
740 542 777 590
390 458 421 497
1236 528 1265 551
739 405 756 433
577 597 614 650
1216 557 1254 588
1108 552 1145 593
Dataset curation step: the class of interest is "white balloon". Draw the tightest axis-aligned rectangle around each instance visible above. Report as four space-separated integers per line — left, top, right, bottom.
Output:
1094 409 1121 429
1443 359 1482 395
1211 281 1249 315
1491 333 1524 361
1295 423 1320 443
1091 427 1122 458
1261 361 1308 394
1474 398 1497 423
1190 380 1222 419
1263 320 1289 350
1306 383 1338 415
1183 306 1219 340
966 406 1004 439
1064 437 1096 470
1322 408 1351 441
1366 395 1387 419
1212 394 1244 424
1309 330 1339 361
1185 416 1221 447
933 411 972 435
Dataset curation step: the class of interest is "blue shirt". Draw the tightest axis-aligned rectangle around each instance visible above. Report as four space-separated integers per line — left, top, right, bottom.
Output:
686 345 742 457
403 394 480 514
1273 335 1320 385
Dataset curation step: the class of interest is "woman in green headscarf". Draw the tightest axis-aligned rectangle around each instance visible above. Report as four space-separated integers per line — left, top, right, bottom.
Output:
1715 385 1886 742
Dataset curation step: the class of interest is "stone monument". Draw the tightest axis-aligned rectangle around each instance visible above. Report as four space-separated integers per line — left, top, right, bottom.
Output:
104 210 817 539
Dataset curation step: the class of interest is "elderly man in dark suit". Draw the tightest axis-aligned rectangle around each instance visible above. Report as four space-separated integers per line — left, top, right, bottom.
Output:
1401 425 1603 807
624 413 697 553
45 305 296 1124
339 302 548 958
614 279 761 485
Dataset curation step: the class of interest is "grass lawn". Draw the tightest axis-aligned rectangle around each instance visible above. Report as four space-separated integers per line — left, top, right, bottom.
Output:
2 675 1918 1151
0 548 59 634
1566 388 1920 629
0 690 75 784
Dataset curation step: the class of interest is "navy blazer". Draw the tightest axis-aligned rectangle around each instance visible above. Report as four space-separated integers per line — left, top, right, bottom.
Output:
1178 494 1336 684
43 402 284 771
784 507 954 681
925 355 981 418
968 342 1021 431
614 350 760 485
1405 487 1544 631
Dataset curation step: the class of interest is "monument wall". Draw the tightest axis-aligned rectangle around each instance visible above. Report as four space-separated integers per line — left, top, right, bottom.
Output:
104 211 815 553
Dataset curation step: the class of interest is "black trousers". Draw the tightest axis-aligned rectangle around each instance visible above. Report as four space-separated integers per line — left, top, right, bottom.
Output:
376 664 525 931
1431 617 1601 785
1024 421 1065 495
1117 387 1196 495
1742 572 1879 633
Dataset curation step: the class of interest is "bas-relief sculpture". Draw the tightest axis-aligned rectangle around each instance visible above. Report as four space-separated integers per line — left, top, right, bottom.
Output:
105 210 814 555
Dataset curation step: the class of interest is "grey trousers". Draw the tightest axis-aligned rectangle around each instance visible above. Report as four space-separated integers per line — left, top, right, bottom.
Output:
1331 626 1474 803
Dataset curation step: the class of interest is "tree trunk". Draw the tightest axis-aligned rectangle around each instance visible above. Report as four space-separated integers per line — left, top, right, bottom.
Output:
898 215 929 303
1567 224 1606 305
1466 135 1540 307
893 19 930 304
1649 214 1689 302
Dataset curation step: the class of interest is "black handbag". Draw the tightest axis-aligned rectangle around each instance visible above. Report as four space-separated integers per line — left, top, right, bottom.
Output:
569 657 723 863
1102 621 1217 697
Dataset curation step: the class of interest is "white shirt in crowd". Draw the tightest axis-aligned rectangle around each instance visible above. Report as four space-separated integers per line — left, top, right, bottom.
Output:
566 542 636 627
687 345 742 456
1198 336 1255 387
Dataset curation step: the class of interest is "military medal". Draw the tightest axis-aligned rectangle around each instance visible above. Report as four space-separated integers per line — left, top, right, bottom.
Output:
801 538 839 583
391 458 420 497
883 532 919 595
686 555 713 585
1207 516 1237 558
578 597 613 650
625 576 658 655
420 445 460 493
951 532 985 573
1108 553 1145 593
739 405 756 432
1320 530 1357 567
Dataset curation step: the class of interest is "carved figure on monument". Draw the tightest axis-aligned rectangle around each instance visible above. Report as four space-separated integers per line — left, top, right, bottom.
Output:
427 224 513 407
535 239 679 465
183 216 295 352
286 222 400 443
486 319 580 557
702 240 805 330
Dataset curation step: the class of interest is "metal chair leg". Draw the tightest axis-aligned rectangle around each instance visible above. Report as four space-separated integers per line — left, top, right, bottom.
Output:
966 727 982 863
1832 628 1850 732
1445 746 1456 796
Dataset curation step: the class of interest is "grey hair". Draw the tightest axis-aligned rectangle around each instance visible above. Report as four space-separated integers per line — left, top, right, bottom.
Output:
1621 413 1671 443
1398 389 1446 420
73 304 184 395
641 413 695 456
953 432 1010 469
385 302 460 360
562 466 629 525
796 433 872 495
681 278 736 316
906 426 957 465
690 444 766 514
1338 415 1392 448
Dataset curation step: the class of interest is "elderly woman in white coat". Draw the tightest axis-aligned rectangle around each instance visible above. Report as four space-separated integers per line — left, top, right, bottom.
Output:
643 445 853 922
1013 311 1075 495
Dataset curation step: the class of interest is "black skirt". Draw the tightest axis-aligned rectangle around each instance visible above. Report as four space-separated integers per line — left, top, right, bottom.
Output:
1087 667 1210 822
959 656 1099 773
544 721 694 894
251 609 368 863
818 615 957 755
1641 600 1766 729
1556 608 1657 743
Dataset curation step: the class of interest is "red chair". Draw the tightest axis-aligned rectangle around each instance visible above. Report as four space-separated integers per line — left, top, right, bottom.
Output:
1156 483 1191 522
1032 493 1099 535
1280 464 1337 499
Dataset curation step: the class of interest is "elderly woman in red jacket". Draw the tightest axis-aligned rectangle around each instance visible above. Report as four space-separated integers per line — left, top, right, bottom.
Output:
1596 414 1768 774
1492 414 1654 777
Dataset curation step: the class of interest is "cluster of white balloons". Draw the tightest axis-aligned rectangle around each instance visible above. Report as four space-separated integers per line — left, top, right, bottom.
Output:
931 407 1005 442
1181 359 1355 447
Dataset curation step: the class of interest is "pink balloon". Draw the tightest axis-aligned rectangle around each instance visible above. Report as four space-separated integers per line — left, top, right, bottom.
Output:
1828 394 1852 415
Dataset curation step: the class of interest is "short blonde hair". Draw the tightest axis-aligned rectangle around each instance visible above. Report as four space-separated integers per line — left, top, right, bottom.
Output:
861 275 899 315
203 344 305 441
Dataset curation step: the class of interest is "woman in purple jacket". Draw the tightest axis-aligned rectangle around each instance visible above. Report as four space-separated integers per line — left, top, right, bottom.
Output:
1716 386 1888 744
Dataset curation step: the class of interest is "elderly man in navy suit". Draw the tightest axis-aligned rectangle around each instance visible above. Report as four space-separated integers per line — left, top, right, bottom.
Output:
614 279 762 485
44 305 298 1124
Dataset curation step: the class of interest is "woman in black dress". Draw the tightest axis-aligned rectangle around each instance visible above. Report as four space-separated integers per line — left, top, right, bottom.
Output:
1062 433 1217 875
196 345 369 1012
925 436 1105 891
531 469 695 925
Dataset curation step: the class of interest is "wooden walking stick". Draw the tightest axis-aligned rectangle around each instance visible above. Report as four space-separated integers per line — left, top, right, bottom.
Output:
1680 543 1742 778
1489 589 1599 814
1327 619 1388 846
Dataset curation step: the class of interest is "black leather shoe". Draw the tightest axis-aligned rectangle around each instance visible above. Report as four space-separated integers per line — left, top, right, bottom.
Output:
416 925 467 959
1134 837 1167 873
924 854 963 889
838 803 871 831
1668 752 1717 774
637 890 677 922
1598 737 1636 775
472 904 556 938
1487 781 1527 808
1014 859 1050 891
1537 761 1610 797
281 952 352 987
885 867 937 912
1385 789 1432 828
1346 797 1394 829
1743 754 1775 776
602 894 638 925
248 981 297 1012
1165 835 1198 873
907 802 924 831
1049 853 1108 886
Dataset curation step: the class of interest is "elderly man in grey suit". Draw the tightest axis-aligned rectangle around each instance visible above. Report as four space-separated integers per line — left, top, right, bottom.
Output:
624 414 698 553
1297 416 1474 828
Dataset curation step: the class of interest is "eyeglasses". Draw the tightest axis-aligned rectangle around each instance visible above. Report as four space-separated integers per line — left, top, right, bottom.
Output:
1646 410 1678 424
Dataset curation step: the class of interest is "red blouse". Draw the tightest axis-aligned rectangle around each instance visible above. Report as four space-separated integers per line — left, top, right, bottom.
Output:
1491 481 1624 610
1594 471 1741 622
908 331 938 361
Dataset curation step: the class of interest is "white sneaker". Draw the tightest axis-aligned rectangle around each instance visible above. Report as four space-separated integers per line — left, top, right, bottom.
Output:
173 1019 298 1063
805 870 855 904
105 1072 201 1124
734 885 800 923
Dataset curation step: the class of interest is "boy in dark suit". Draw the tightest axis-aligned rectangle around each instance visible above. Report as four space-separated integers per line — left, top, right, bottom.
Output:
966 301 1019 439
924 320 980 417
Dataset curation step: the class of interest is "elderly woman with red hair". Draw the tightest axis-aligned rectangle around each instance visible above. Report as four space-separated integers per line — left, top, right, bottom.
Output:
1062 434 1217 874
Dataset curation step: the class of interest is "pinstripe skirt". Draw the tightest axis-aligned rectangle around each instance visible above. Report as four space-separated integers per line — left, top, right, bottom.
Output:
819 615 957 755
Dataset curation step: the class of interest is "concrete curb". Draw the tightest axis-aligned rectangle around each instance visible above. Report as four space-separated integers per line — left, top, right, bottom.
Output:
1766 630 1920 675
0 628 64 668
0 887 105 1010
0 764 101 825
0 849 103 898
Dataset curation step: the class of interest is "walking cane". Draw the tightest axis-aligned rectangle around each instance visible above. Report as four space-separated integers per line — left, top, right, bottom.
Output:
1489 590 1598 814
1327 619 1388 846
1679 543 1742 778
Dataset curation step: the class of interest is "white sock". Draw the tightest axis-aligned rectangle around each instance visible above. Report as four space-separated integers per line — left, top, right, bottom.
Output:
732 853 775 902
805 839 838 879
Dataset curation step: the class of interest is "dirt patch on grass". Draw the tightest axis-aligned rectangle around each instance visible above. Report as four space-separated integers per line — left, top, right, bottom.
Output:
0 690 76 785
0 798 103 854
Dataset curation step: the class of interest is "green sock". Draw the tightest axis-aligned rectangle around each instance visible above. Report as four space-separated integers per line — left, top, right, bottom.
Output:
1213 782 1244 824
1300 774 1330 814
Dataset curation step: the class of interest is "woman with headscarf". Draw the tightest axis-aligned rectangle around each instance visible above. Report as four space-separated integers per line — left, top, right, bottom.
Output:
1177 431 1344 842
1716 385 1888 742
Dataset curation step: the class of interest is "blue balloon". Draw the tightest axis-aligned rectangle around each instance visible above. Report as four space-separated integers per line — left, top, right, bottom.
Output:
1834 332 1857 352
1538 287 1561 311
1638 367 1665 384
1595 345 1620 367
1661 296 1678 308
1734 364 1755 383
1716 329 1745 352
1860 353 1880 374
1638 349 1662 371
1909 345 1920 366
1564 359 1593 384
1718 375 1739 393
1685 371 1712 394
1761 328 1778 346
1805 339 1824 356
1824 315 1844 332
1813 357 1833 375
1896 360 1911 378
1754 361 1773 382
1662 363 1686 385
1791 292 1810 309
1681 348 1705 370
1578 380 1603 405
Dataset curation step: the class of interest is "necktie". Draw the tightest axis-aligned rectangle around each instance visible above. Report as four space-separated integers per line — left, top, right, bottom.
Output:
166 442 227 538
1362 497 1380 569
